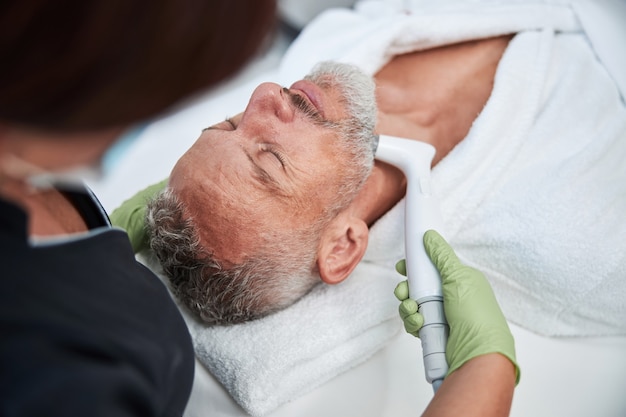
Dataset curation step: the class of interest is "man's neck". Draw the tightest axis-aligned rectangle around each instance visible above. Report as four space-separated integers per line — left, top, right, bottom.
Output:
347 160 406 227
349 35 513 227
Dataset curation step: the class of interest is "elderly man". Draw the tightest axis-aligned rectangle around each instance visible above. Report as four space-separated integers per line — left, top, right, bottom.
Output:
113 31 512 325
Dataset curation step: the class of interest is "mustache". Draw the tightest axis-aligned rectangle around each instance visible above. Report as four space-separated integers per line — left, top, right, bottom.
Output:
283 87 338 128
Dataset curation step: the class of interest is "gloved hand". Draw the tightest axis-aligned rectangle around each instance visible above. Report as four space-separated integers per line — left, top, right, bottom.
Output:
109 178 168 253
394 230 520 383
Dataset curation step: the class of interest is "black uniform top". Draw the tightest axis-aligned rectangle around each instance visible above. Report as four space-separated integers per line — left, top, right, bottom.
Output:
0 188 194 416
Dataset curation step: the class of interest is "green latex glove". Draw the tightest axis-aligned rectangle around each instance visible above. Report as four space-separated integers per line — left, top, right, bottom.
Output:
393 230 520 384
109 178 168 253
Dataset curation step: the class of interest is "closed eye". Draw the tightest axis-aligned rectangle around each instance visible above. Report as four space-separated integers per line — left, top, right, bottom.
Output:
260 143 286 168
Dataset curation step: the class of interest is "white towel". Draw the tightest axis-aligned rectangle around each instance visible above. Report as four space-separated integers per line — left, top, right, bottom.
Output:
432 29 626 337
138 254 402 417
188 265 401 417
361 31 626 337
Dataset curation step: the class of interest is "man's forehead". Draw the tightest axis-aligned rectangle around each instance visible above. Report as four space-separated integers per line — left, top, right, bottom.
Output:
170 182 252 263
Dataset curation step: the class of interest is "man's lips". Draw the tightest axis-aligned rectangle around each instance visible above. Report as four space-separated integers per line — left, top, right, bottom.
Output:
289 80 325 118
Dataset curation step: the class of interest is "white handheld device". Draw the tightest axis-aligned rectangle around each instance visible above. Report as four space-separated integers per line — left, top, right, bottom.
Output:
375 135 449 392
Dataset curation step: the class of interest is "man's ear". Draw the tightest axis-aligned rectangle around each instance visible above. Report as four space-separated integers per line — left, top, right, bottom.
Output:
317 215 369 285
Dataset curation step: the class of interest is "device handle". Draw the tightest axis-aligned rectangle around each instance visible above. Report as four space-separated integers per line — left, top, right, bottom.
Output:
404 179 450 391
374 135 450 391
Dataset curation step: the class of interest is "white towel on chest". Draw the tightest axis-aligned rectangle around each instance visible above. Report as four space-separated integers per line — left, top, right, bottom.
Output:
365 29 626 337
432 29 626 337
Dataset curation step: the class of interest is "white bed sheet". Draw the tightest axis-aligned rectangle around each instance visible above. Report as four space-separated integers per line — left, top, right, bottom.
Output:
88 41 626 417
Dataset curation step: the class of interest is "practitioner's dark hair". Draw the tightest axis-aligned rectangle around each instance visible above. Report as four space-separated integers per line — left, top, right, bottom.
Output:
0 0 276 131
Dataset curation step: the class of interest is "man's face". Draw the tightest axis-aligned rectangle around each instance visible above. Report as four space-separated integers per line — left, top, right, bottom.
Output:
169 64 374 265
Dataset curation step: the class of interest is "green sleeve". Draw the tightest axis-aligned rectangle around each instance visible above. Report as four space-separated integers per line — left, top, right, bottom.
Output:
109 178 168 253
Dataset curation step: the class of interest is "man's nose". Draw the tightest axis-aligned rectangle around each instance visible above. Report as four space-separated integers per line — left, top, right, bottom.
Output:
246 82 294 122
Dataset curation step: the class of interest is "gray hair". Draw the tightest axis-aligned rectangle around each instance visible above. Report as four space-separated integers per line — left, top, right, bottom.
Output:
305 61 377 214
146 188 321 325
147 61 378 325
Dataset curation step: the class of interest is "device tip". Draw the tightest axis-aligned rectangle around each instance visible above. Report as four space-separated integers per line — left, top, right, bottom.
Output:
372 134 380 155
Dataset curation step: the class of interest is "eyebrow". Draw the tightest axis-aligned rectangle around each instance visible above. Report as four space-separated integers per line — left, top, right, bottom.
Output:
202 124 220 132
202 118 289 194
202 118 231 132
